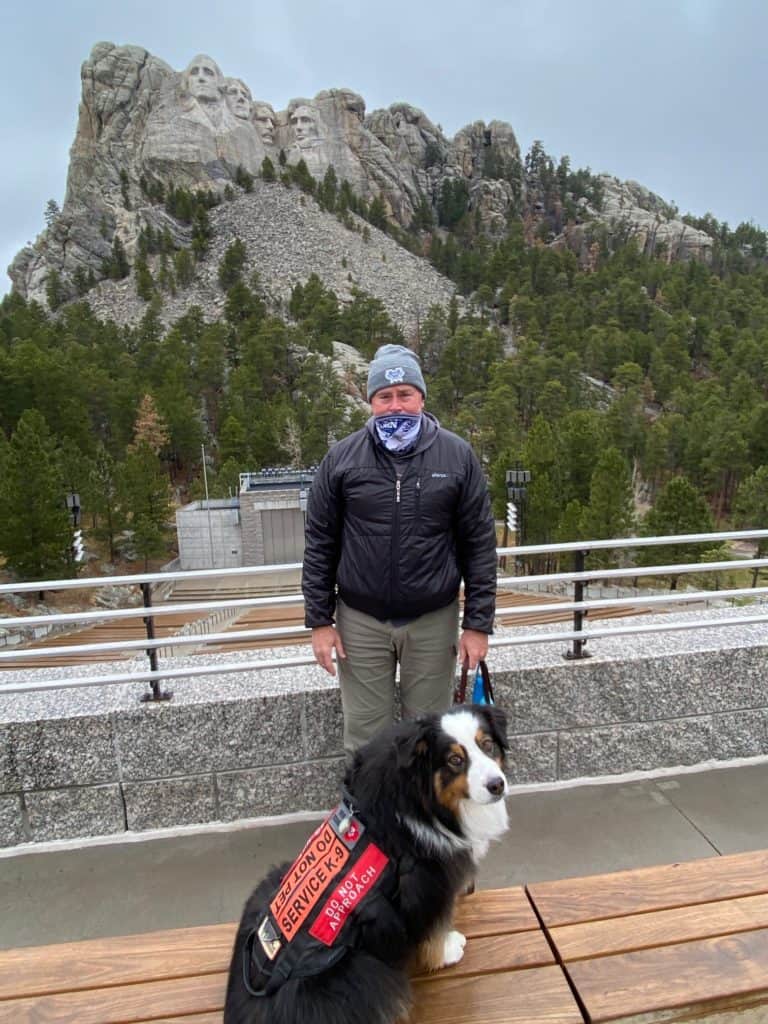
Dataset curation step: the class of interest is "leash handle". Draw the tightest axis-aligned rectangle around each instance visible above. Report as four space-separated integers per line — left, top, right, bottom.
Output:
454 658 494 705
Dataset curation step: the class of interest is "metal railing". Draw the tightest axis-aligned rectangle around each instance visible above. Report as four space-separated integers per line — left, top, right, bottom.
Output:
2 529 768 699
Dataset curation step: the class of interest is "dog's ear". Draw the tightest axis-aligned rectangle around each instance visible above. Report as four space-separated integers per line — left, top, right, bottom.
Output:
395 716 436 770
476 704 509 752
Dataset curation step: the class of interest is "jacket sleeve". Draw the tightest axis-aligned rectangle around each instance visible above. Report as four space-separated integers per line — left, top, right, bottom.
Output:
301 452 342 628
455 447 497 634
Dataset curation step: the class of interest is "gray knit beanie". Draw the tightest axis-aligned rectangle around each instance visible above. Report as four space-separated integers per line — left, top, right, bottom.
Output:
366 344 427 401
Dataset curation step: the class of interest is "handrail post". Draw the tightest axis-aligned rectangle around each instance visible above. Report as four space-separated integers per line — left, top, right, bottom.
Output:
140 581 172 702
565 550 591 660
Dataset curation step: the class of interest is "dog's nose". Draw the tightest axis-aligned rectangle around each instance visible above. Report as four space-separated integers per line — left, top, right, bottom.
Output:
486 776 505 798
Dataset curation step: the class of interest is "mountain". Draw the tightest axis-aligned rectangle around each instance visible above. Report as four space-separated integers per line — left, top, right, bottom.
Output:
8 41 713 328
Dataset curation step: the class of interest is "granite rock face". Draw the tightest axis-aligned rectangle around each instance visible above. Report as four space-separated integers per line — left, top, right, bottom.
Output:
591 176 712 260
81 183 455 333
9 41 713 310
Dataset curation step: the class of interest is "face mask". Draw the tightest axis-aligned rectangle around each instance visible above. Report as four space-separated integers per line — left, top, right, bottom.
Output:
373 413 422 452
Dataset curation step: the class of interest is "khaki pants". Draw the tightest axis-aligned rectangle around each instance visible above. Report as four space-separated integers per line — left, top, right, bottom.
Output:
336 598 459 752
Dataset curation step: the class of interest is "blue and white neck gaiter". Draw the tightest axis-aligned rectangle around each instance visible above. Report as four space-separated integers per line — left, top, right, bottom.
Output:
374 413 422 453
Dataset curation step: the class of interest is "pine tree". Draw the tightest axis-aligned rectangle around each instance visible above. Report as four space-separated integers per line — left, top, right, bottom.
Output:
337 179 355 213
111 236 129 278
437 179 469 228
218 238 247 290
640 476 714 589
191 206 212 260
261 156 276 182
73 267 92 296
733 466 768 581
0 410 73 584
89 443 123 562
119 441 171 570
119 169 131 209
234 165 254 192
134 257 154 301
367 195 388 230
131 394 170 456
317 166 338 211
411 194 434 231
44 199 61 227
447 295 459 335
218 414 249 464
174 248 195 289
46 269 66 311
580 446 634 567
290 159 316 194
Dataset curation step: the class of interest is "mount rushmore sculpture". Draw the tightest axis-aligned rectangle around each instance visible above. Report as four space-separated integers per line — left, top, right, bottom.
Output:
9 41 712 306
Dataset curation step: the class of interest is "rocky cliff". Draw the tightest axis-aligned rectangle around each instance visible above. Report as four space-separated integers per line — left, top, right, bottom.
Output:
9 41 713 319
83 182 455 333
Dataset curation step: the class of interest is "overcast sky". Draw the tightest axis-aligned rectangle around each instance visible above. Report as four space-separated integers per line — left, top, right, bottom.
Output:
2 0 767 296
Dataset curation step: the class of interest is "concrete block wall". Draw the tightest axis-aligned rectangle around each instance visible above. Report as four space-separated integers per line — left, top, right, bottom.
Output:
2 609 767 849
491 645 768 784
0 684 345 847
240 488 300 566
176 503 242 571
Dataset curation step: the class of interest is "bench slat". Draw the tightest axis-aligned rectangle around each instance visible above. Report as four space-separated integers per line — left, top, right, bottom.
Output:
412 930 554 981
134 1017 223 1024
411 965 584 1023
0 972 227 1024
0 888 532 1004
528 848 768 926
453 886 540 936
0 924 235 1001
568 928 768 1023
551 891 768 961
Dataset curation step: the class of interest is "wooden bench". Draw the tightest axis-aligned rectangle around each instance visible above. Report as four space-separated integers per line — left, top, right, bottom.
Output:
527 847 768 1023
4 850 768 1023
0 888 580 1023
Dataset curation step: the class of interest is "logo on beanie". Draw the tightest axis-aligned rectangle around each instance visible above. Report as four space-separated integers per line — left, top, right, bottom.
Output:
384 367 405 384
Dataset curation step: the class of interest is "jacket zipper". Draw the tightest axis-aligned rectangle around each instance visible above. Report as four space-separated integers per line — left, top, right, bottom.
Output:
392 473 402 607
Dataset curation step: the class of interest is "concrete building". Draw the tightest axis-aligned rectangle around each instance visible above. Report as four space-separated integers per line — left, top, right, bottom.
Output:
175 469 316 570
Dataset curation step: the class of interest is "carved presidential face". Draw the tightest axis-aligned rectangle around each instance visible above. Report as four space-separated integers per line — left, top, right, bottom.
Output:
253 103 276 144
290 105 321 147
184 55 223 103
225 78 252 120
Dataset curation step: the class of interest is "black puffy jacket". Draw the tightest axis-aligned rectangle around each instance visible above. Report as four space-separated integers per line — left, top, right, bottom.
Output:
302 414 497 632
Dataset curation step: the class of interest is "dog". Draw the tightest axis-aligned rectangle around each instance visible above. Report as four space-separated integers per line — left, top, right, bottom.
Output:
224 703 510 1024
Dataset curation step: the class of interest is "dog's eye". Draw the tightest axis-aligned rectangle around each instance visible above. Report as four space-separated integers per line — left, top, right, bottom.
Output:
447 753 464 769
480 737 496 756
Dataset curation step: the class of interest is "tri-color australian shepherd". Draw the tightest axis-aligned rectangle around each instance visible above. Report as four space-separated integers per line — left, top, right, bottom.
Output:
224 703 509 1024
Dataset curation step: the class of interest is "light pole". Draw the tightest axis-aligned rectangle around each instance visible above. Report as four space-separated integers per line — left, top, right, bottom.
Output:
201 444 215 568
506 465 531 551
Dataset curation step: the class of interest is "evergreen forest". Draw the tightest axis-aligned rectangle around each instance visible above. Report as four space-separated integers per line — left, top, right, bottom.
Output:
3 140 768 583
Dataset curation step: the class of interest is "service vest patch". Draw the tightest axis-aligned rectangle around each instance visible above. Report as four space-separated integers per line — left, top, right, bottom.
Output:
245 798 392 995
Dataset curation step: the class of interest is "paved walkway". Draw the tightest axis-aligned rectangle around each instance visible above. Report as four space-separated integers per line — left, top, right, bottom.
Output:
2 759 767 950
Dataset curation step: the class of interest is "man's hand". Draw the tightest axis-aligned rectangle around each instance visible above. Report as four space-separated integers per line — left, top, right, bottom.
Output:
311 625 346 676
458 628 488 670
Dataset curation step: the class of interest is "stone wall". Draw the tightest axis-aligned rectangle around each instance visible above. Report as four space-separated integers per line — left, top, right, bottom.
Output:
1 607 767 849
239 488 306 566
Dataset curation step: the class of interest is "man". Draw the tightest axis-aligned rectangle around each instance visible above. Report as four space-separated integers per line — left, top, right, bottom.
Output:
302 343 497 751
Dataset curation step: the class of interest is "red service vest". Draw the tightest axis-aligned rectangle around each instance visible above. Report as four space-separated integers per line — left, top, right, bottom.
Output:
243 798 392 997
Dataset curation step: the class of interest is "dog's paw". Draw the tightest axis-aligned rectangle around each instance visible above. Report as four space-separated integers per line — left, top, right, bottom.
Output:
442 929 467 966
